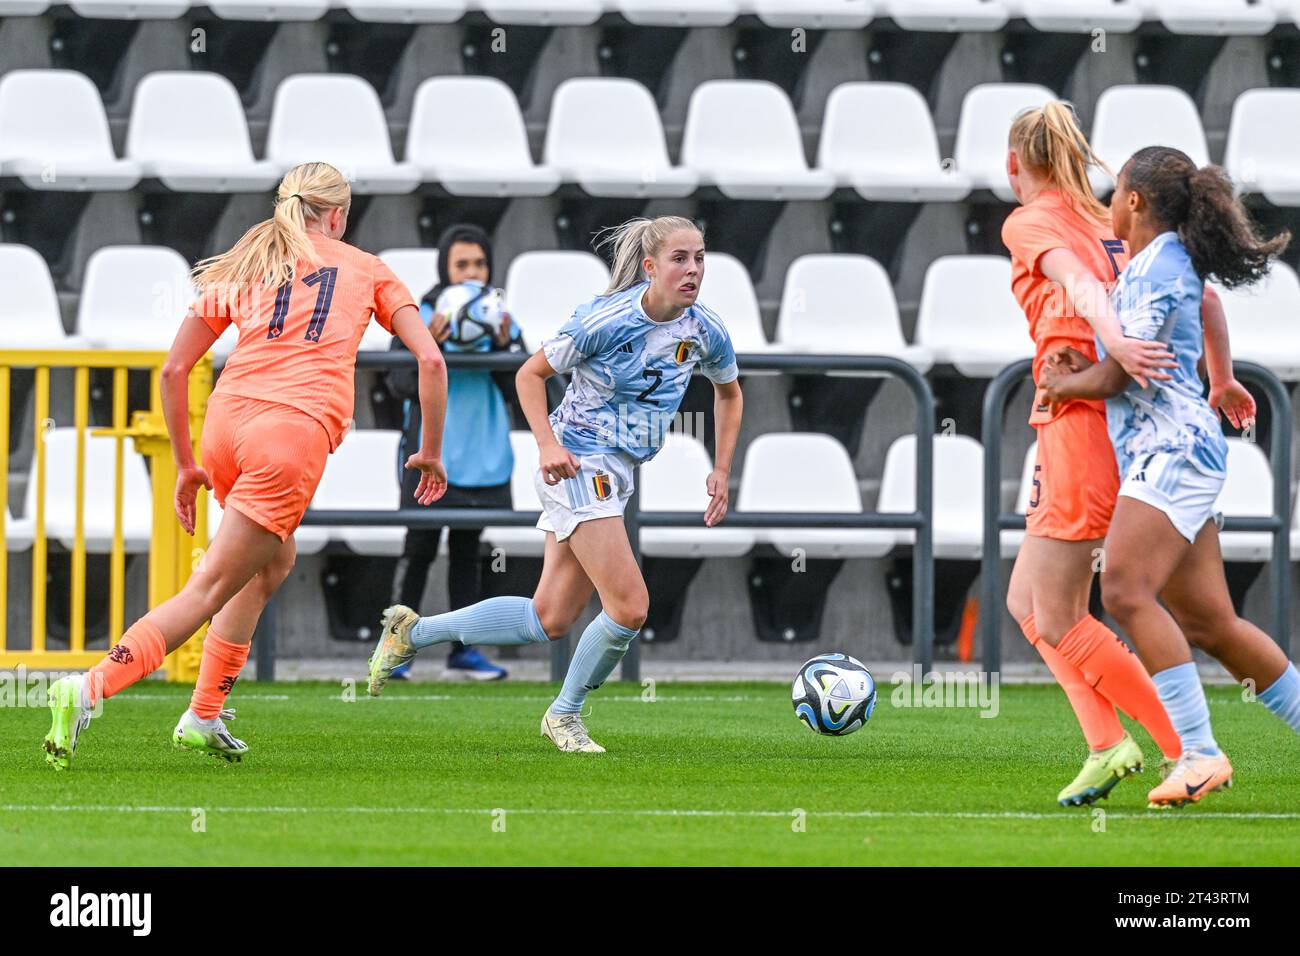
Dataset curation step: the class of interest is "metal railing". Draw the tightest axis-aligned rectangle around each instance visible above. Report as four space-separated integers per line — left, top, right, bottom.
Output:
293 350 938 682
979 358 1292 672
0 349 212 677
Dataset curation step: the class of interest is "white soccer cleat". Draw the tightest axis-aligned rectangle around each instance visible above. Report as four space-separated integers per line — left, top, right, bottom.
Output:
173 708 248 762
540 709 605 754
367 605 420 697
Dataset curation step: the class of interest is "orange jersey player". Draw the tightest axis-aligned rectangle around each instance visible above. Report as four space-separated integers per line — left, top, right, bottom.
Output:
43 162 448 769
998 101 1184 808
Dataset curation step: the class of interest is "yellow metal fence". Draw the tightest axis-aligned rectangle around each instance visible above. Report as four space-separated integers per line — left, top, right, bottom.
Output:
0 349 212 680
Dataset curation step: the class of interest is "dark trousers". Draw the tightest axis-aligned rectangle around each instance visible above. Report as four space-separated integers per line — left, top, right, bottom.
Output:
391 481 512 655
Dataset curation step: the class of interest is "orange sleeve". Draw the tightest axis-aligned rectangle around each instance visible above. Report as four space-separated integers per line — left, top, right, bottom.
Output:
371 258 417 334
189 287 235 336
1001 206 1066 275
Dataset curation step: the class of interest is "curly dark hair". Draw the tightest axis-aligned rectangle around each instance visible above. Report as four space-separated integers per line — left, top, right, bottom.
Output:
1119 146 1290 288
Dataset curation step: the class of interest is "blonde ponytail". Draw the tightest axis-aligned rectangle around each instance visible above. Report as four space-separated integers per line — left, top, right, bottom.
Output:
595 215 702 295
191 162 352 299
1009 100 1112 223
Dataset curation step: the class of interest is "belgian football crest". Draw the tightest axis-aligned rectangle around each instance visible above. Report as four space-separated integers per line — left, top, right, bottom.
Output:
674 339 697 364
592 470 613 501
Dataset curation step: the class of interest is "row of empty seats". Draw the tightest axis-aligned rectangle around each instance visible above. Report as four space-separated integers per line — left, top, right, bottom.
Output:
0 0 1296 33
5 70 1300 204
6 427 1288 567
10 239 1300 380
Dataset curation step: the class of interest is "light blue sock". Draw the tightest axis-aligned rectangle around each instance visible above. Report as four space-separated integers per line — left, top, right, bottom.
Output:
409 597 549 649
550 611 639 715
1258 663 1300 735
1153 662 1219 756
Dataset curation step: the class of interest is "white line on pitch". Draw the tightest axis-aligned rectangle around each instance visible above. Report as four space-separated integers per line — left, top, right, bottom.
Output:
2 805 1298 821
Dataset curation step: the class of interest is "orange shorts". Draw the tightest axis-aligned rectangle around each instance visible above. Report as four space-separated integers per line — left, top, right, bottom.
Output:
201 392 330 541
1024 402 1119 541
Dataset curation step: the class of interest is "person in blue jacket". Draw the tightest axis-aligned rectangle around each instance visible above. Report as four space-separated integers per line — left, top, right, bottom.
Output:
386 224 523 680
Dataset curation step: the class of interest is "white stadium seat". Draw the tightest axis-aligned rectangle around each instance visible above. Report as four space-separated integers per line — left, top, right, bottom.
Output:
0 71 141 191
267 75 419 194
67 0 188 17
407 77 559 198
745 0 872 29
0 0 50 12
77 246 193 351
26 430 152 553
736 433 895 559
479 0 605 25
503 252 611 347
545 78 698 199
876 0 1010 31
696 253 774 355
774 254 934 372
1289 494 1300 562
1007 0 1143 32
1142 0 1276 35
1216 438 1274 561
915 256 1033 377
355 248 440 353
6 508 33 553
481 431 547 558
681 81 835 202
345 0 465 22
379 248 439 306
1212 263 1300 381
878 434 985 559
308 430 406 556
1088 85 1209 195
640 433 755 558
953 83 1055 203
818 82 971 203
1225 89 1300 207
126 72 281 193
617 0 737 26
207 0 327 17
0 245 88 349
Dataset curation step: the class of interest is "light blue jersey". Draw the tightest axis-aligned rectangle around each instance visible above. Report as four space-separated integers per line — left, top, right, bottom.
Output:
1098 231 1227 479
542 281 739 463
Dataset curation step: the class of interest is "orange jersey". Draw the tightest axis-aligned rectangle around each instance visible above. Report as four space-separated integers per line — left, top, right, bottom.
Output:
1001 188 1128 425
195 233 415 450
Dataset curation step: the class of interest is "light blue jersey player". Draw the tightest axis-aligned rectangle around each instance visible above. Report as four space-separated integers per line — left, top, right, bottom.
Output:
538 280 737 537
1098 230 1228 542
367 216 747 755
1039 145 1300 807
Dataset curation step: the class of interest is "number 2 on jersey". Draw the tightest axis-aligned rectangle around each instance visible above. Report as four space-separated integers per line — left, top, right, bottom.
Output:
266 267 339 342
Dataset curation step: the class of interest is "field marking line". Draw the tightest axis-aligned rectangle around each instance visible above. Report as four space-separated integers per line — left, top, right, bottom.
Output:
114 694 759 703
2 805 1298 821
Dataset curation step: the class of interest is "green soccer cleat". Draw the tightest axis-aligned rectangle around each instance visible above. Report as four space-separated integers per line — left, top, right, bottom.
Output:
1057 732 1144 807
173 708 248 762
367 605 420 697
43 674 92 772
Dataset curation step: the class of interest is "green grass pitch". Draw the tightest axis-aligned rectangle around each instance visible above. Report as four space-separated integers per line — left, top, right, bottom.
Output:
3 680 1298 866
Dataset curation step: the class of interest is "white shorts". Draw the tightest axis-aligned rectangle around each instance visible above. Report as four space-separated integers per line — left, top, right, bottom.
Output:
534 450 636 543
1118 451 1224 543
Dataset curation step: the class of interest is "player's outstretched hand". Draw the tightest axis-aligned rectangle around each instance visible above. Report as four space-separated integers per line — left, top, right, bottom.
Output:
174 465 212 536
1104 336 1176 389
704 468 729 527
406 453 448 505
1209 377 1257 431
540 444 580 485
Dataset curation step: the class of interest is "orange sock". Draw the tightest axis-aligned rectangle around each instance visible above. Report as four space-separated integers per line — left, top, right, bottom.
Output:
1055 616 1182 759
1020 613 1124 751
84 619 168 707
189 630 250 719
